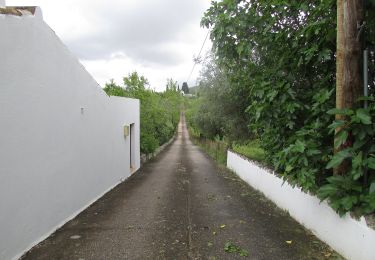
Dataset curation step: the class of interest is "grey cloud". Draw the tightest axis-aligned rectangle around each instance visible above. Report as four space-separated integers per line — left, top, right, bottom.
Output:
63 0 208 66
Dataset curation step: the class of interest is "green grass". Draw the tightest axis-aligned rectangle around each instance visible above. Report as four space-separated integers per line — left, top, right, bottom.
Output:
187 126 228 165
232 140 265 163
187 124 264 165
196 138 228 165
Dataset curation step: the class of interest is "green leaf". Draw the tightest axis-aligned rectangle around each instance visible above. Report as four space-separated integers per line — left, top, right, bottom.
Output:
370 182 375 193
328 120 346 133
285 165 294 172
224 241 248 256
239 249 249 257
367 157 375 170
357 96 375 102
334 130 348 149
307 149 321 156
352 169 363 180
319 49 331 61
286 121 295 129
341 196 357 211
356 108 372 125
353 139 367 150
297 56 304 67
237 43 245 55
293 140 305 153
326 148 352 169
352 152 363 169
326 175 346 185
327 108 353 116
317 185 337 199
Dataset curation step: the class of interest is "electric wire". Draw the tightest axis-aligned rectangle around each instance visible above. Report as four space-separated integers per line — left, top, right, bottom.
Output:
186 30 210 83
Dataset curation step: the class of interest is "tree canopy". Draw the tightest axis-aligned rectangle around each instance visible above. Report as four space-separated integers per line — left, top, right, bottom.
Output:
182 82 189 94
190 0 375 216
104 72 181 154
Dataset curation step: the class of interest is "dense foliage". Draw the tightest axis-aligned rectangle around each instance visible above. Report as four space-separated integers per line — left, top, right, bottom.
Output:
196 0 375 216
186 53 253 143
318 102 375 215
104 72 181 154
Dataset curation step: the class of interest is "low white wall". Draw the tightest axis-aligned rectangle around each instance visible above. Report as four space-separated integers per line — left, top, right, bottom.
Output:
0 10 140 260
227 150 375 260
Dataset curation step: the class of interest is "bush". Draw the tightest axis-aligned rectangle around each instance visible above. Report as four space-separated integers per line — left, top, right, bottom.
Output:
200 0 375 216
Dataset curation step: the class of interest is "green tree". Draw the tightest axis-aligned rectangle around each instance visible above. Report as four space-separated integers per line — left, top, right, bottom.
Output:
187 52 252 144
104 73 181 154
200 0 375 215
123 71 149 91
166 78 178 92
182 82 189 94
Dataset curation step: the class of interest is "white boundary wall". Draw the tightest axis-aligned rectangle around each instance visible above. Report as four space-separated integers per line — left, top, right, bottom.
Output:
227 150 375 260
0 9 140 260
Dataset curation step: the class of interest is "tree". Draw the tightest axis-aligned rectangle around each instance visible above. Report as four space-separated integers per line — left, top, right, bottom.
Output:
166 78 178 92
182 82 189 94
123 71 149 91
104 72 181 155
202 0 336 189
201 0 375 216
192 52 252 142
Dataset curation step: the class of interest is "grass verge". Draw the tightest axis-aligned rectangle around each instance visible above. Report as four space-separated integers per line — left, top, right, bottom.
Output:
232 140 265 163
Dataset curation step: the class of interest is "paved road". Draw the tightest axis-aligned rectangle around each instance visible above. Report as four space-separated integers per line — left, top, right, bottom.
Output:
23 115 338 260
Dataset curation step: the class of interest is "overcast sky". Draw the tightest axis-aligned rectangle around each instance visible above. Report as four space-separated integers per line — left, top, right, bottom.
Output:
7 0 212 91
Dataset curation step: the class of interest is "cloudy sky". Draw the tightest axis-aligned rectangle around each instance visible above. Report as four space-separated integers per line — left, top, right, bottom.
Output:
7 0 212 91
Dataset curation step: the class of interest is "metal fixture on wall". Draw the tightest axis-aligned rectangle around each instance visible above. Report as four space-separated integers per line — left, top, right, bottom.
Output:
123 125 129 137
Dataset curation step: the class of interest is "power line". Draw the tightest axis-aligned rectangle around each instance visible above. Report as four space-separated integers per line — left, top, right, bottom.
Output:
186 30 210 83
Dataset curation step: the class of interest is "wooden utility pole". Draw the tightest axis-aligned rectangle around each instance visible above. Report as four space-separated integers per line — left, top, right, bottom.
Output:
335 0 364 175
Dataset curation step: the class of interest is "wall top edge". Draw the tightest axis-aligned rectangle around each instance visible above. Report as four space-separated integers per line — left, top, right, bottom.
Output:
0 6 42 19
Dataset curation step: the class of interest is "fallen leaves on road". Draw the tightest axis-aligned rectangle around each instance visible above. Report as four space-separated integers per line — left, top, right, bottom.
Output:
224 241 249 257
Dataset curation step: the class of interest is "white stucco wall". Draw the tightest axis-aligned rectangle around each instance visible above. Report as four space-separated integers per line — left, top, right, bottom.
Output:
0 10 140 260
227 150 375 260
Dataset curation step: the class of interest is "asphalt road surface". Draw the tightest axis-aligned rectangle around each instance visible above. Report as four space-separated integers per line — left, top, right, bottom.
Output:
22 114 339 260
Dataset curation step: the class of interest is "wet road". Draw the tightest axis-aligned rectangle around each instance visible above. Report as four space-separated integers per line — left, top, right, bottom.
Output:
23 115 336 259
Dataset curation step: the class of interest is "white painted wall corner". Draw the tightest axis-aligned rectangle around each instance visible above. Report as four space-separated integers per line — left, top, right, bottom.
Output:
0 8 140 260
227 150 375 260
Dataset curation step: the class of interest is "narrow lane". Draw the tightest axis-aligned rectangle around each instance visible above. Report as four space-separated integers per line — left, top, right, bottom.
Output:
23 115 336 259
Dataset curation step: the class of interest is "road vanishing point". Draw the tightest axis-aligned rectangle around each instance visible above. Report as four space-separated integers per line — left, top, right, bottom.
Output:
22 115 338 260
